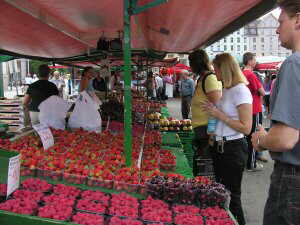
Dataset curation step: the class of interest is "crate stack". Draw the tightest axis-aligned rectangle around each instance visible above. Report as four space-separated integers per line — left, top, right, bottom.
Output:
177 131 194 168
0 99 24 132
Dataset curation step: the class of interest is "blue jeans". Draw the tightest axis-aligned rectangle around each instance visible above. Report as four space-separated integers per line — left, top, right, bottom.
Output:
264 162 300 225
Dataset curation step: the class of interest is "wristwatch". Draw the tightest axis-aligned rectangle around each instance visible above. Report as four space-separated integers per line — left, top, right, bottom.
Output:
257 135 267 151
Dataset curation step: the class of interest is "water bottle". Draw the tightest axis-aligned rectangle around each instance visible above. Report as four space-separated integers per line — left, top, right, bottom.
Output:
207 117 217 134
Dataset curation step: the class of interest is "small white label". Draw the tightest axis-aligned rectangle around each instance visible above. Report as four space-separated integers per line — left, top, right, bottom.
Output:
33 124 54 150
7 154 20 197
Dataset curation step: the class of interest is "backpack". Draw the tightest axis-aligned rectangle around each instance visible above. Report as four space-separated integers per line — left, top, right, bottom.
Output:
200 72 214 94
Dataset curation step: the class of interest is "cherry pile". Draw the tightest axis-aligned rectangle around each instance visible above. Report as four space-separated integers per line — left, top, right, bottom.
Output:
146 175 230 208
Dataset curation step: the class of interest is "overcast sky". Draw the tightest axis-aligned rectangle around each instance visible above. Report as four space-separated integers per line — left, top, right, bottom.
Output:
270 8 281 18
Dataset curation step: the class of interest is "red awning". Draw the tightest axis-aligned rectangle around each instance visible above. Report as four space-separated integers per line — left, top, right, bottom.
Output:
49 65 69 69
164 63 191 75
255 62 282 71
0 0 274 59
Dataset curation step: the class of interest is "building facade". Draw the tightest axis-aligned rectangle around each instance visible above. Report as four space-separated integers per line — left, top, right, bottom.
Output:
245 14 291 57
205 27 249 61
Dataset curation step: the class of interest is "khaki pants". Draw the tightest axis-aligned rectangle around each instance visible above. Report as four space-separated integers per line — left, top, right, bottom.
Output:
29 111 40 125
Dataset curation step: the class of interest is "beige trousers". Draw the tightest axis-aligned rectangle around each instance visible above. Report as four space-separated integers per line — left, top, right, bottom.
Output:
29 111 40 125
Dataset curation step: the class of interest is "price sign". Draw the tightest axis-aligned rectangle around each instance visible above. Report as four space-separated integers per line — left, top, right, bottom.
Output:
33 124 54 150
7 154 20 197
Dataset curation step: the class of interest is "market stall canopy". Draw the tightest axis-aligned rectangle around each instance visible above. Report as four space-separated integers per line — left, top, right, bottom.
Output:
255 56 285 71
164 63 191 75
0 0 277 60
0 55 16 63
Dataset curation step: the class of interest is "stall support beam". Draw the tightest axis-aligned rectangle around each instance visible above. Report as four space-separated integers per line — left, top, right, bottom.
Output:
0 63 4 98
132 0 168 15
123 0 133 167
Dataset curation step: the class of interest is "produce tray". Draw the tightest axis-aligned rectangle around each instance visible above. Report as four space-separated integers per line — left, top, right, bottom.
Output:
160 107 170 118
163 146 193 179
182 143 194 168
0 210 77 225
161 132 182 148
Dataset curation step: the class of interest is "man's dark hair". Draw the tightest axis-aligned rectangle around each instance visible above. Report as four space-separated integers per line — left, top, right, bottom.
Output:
188 49 211 75
81 66 93 77
38 64 51 78
243 52 255 66
278 0 300 17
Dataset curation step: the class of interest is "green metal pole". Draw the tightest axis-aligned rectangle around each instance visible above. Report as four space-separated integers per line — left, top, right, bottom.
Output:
123 0 132 167
0 63 4 98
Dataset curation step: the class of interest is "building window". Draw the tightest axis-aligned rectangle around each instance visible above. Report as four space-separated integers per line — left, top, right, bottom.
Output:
237 31 240 35
254 45 256 50
231 37 234 43
224 46 227 51
262 44 265 50
244 45 247 51
237 37 240 43
244 37 247 42
262 53 265 56
237 45 240 51
231 45 234 51
253 38 256 43
261 37 264 43
224 37 227 43
211 46 213 50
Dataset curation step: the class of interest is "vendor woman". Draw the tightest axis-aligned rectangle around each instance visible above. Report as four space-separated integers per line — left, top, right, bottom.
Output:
79 66 95 92
23 64 59 125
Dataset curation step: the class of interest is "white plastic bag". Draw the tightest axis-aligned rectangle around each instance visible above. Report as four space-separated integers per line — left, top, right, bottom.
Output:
68 91 102 132
38 96 71 130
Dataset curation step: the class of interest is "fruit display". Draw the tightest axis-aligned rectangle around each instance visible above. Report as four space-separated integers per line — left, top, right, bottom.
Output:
100 99 124 122
145 175 230 208
0 183 7 196
0 129 169 193
0 178 236 224
101 98 164 125
159 149 176 171
72 212 105 225
159 118 193 132
147 112 193 132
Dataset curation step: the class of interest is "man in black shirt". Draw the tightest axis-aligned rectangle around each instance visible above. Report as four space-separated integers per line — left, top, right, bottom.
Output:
23 64 59 125
93 71 107 102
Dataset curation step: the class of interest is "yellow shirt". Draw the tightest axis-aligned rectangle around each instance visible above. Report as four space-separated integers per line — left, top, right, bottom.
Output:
191 74 222 128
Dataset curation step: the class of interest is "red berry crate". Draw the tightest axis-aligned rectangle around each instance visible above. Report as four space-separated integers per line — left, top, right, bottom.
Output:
20 166 36 177
113 181 140 193
62 173 87 185
36 168 62 181
86 178 114 189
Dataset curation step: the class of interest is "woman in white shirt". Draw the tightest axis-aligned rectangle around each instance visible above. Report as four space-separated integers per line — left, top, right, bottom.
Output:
203 53 252 225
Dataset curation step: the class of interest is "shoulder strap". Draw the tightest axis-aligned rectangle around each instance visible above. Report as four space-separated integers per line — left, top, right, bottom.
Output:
201 72 214 94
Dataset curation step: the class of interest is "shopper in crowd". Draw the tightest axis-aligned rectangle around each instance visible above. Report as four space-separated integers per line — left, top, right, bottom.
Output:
145 72 155 99
155 73 164 101
252 1 300 224
79 67 95 93
163 73 173 98
270 73 277 95
51 71 65 98
22 64 59 125
180 69 195 119
263 72 272 114
188 50 222 158
110 71 120 91
203 53 252 225
242 52 266 169
93 70 107 102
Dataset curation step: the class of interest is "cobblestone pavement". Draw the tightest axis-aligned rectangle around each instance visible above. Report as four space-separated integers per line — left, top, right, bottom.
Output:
167 98 273 225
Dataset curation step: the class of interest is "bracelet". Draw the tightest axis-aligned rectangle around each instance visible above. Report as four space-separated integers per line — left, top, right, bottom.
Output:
224 117 230 124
